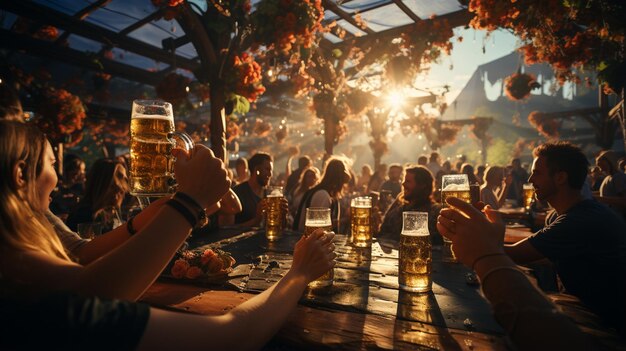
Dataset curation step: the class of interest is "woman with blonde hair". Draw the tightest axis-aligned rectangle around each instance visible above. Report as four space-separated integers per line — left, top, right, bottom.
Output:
0 120 336 350
290 166 320 217
480 166 512 209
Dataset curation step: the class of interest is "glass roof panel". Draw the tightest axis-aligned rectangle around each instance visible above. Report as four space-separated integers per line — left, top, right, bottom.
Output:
324 10 339 22
358 3 413 32
110 47 166 71
402 0 464 20
66 34 105 53
323 33 342 44
127 21 181 49
0 11 18 30
176 42 198 59
336 20 367 36
85 6 138 32
32 0 92 16
334 0 391 14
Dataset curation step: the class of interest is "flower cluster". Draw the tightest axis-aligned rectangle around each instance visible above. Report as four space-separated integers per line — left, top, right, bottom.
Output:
398 17 455 72
528 111 560 139
252 0 324 54
33 25 59 41
504 72 541 101
227 53 266 102
469 0 625 93
171 248 236 279
156 73 191 107
36 88 86 147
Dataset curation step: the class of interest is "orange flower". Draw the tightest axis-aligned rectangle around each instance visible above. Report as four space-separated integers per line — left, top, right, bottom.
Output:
207 256 224 274
185 266 203 279
201 249 217 265
171 259 190 278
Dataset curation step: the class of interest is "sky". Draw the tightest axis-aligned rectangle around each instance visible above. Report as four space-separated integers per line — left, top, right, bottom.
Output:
418 27 520 104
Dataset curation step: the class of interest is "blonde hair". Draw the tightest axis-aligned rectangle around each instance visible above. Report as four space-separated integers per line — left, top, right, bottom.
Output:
0 121 69 260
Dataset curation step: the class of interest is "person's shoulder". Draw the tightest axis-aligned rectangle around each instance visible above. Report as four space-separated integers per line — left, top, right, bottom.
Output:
232 181 250 193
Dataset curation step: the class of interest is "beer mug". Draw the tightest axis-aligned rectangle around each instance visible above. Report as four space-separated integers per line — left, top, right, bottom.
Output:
350 196 372 247
304 207 333 288
523 183 535 210
265 186 285 241
399 211 432 293
129 100 194 197
440 174 470 263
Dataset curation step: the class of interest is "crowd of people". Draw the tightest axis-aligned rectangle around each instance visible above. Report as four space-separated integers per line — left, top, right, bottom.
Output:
1 82 626 349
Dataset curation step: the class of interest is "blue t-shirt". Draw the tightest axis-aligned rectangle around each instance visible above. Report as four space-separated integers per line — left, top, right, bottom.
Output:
528 199 626 329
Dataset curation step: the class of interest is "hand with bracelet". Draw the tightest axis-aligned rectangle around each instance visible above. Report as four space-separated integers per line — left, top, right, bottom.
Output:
436 197 506 267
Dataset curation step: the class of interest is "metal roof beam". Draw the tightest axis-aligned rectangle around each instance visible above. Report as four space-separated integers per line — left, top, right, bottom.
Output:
119 9 164 36
0 1 199 72
1 29 161 86
321 0 375 35
55 0 112 44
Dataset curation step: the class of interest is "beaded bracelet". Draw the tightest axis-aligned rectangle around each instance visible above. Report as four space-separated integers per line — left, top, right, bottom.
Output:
471 252 507 271
480 266 526 287
126 215 137 236
165 198 198 228
173 192 208 228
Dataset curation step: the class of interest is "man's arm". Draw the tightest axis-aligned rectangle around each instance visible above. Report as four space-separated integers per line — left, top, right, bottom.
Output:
504 237 545 264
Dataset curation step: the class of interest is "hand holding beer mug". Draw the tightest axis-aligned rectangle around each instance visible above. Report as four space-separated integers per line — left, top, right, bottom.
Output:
304 208 334 288
129 100 194 198
440 174 471 263
522 183 535 210
265 186 285 241
350 196 372 248
399 211 432 293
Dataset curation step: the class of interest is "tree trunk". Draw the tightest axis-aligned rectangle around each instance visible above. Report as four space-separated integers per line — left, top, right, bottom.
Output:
324 117 335 159
210 82 227 162
55 142 64 176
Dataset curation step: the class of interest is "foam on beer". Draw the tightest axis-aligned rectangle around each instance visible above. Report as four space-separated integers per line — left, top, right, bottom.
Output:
306 220 331 227
442 183 470 191
132 113 174 121
401 230 429 237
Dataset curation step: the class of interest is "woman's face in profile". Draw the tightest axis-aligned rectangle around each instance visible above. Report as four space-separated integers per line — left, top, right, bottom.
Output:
35 142 59 210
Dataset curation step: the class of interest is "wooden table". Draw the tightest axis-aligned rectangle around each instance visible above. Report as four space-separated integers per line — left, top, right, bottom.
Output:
143 228 509 350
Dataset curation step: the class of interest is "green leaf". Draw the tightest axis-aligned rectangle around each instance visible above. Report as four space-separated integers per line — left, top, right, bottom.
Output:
331 49 343 58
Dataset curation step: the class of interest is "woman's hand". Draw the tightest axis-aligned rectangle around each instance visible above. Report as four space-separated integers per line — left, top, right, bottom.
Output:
290 229 336 283
436 197 505 267
173 145 231 209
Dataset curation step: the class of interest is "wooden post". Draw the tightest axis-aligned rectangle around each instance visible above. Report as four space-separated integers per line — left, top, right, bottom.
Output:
324 117 335 159
209 82 227 162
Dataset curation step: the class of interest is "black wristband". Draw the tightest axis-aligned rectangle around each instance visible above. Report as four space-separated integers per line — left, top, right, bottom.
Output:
174 192 204 211
165 198 197 228
126 215 137 236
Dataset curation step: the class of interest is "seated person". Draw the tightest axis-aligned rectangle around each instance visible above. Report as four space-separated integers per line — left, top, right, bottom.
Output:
226 152 286 228
481 142 626 333
379 163 403 199
66 158 128 232
289 167 320 218
437 197 594 349
479 166 512 210
0 120 233 301
50 153 86 219
377 166 442 246
0 227 335 350
294 158 351 233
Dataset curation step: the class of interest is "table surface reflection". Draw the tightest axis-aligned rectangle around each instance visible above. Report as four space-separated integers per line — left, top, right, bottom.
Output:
142 228 509 350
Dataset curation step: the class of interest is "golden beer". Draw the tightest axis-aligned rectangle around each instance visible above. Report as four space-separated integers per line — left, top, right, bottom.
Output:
523 187 534 210
265 194 284 241
304 221 333 287
399 233 432 292
351 198 372 248
441 189 472 207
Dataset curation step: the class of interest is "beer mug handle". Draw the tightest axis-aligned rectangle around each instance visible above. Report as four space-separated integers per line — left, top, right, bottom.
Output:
169 131 194 154
167 131 194 192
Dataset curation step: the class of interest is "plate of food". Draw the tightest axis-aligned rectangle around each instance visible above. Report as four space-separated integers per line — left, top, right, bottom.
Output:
165 248 236 283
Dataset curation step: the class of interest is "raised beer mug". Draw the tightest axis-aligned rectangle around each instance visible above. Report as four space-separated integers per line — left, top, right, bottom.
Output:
129 100 194 197
399 211 432 293
440 174 470 263
304 207 333 288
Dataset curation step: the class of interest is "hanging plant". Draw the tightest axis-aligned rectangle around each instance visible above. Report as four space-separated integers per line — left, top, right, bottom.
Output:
225 53 266 103
528 111 561 139
33 25 59 41
369 139 389 160
35 88 86 147
385 55 414 87
251 0 324 55
156 73 191 107
504 72 541 101
469 117 492 141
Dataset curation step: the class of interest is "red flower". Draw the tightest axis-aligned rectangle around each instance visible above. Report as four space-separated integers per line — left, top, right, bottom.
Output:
185 266 203 279
171 259 190 278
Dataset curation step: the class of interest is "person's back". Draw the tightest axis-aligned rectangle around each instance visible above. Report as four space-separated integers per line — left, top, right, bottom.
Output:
529 199 626 329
